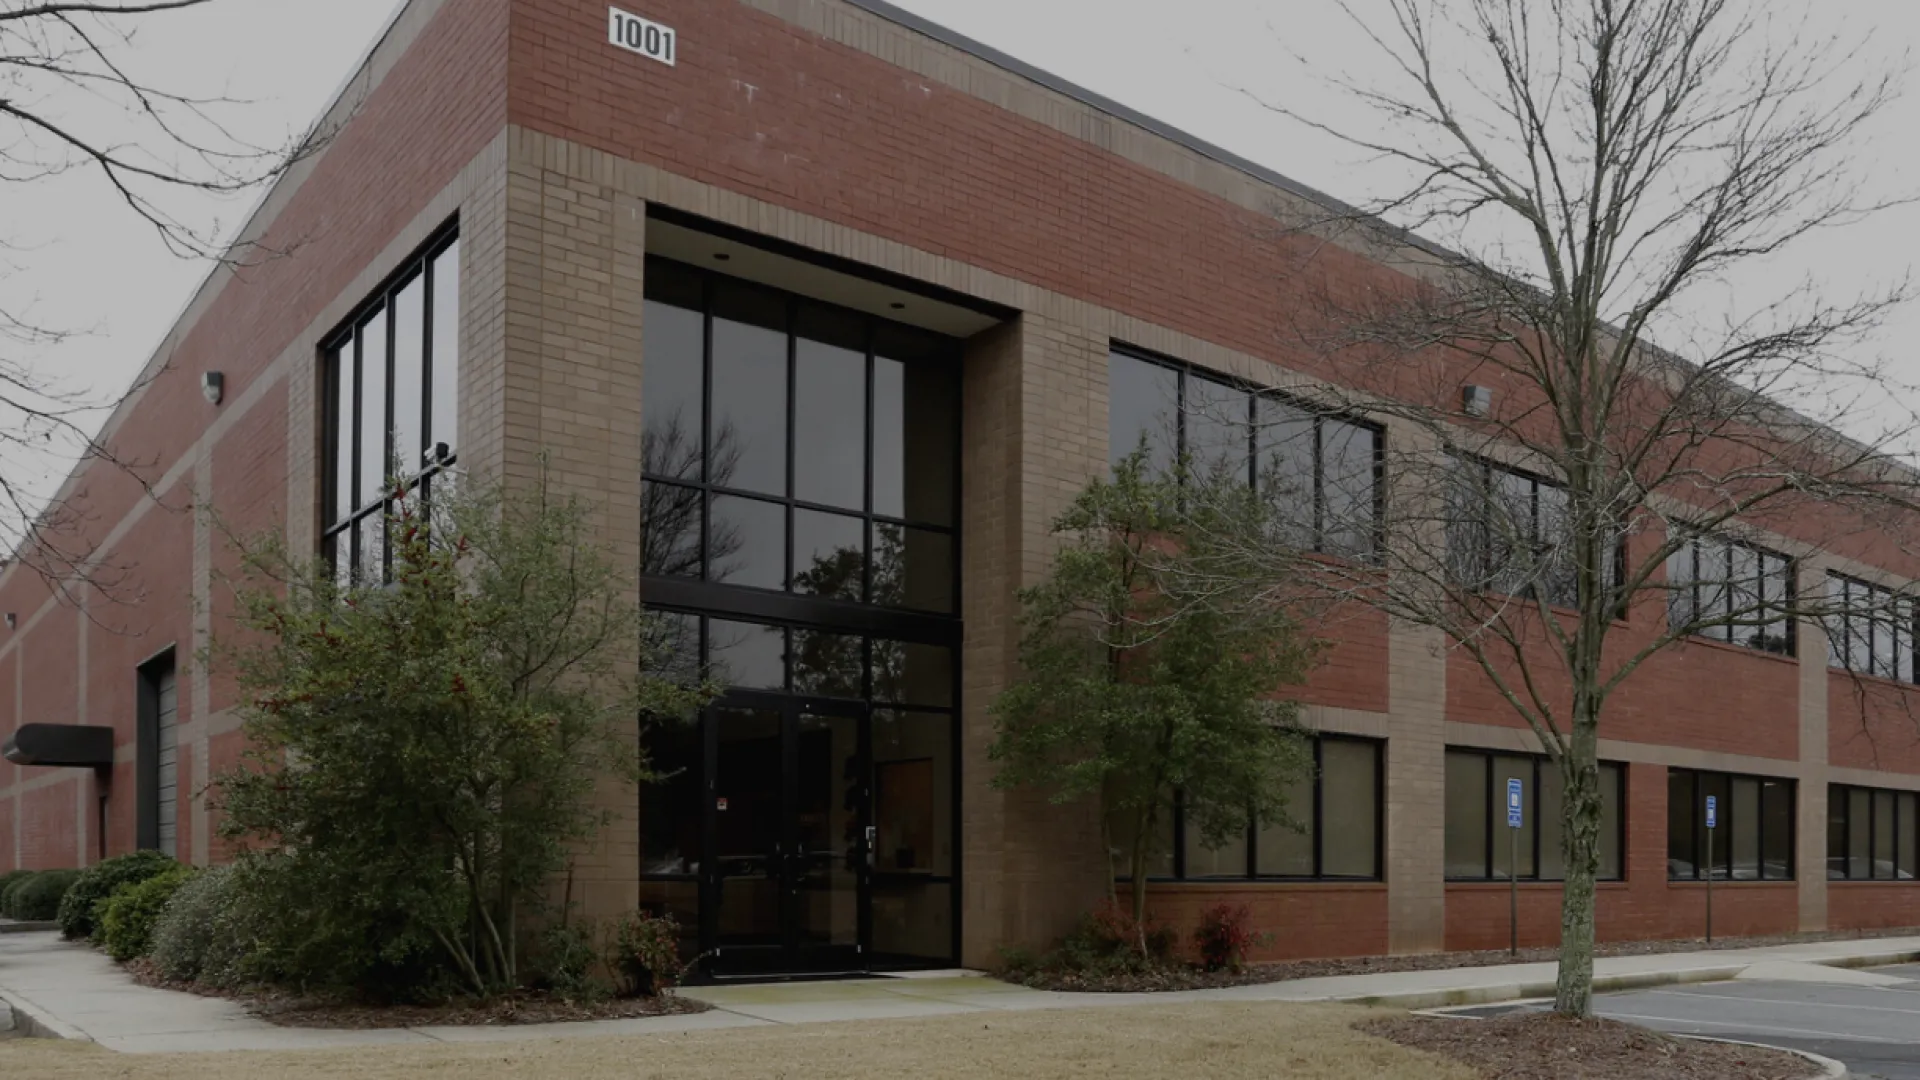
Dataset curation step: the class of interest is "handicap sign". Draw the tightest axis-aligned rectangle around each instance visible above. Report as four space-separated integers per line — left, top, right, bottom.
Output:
1506 778 1523 829
1705 795 1717 830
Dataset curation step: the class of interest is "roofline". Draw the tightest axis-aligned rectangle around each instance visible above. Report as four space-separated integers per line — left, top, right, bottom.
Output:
0 0 422 589
844 0 1911 482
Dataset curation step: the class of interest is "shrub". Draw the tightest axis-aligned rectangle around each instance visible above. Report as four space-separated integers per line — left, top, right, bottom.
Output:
538 921 607 1001
0 869 34 917
608 912 685 997
1193 903 1268 973
58 851 178 941
149 865 240 983
1005 901 1178 982
214 474 716 999
101 866 198 962
9 869 81 922
0 870 36 918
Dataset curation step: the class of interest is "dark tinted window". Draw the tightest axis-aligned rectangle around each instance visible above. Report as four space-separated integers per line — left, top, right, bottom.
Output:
794 306 868 510
1111 349 1379 558
322 229 460 585
710 284 788 496
1446 749 1625 881
1145 736 1383 881
642 259 958 614
1668 768 1793 880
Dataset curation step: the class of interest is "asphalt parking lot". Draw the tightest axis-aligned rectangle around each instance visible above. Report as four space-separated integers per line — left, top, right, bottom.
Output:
1460 963 1920 1078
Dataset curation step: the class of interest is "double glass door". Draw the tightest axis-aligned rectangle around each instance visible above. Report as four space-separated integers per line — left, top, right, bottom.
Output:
709 695 869 976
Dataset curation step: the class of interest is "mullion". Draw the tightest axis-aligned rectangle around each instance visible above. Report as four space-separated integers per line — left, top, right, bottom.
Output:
1311 736 1325 879
863 321 876 605
1530 758 1541 882
698 274 714 578
783 298 797 594
1312 418 1327 553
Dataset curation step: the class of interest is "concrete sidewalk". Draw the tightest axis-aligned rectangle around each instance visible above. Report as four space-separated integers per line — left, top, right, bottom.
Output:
4 928 1919 1054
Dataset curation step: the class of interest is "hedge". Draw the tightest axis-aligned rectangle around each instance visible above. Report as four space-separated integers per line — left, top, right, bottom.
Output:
8 869 81 922
100 866 199 962
57 851 178 941
0 869 36 918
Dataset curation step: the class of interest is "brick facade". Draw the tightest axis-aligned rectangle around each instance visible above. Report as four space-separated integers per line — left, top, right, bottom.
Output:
1 0 1917 967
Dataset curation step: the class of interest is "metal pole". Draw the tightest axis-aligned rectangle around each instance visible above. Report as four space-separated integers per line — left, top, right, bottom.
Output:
1509 826 1519 957
1705 825 1714 945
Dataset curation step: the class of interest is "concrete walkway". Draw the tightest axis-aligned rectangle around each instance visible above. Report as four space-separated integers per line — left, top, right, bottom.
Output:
3 928 1918 1054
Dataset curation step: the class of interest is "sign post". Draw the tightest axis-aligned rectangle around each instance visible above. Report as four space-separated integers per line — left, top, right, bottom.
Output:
1506 778 1524 957
1704 794 1718 944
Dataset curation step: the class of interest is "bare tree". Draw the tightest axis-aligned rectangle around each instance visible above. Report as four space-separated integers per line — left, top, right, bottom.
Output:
0 1 331 598
1167 0 1920 1016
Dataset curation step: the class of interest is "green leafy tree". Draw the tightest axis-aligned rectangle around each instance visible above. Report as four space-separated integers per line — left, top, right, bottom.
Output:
215 468 714 998
989 450 1321 952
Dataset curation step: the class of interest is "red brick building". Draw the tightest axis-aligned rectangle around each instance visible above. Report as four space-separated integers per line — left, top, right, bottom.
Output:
1 0 1915 976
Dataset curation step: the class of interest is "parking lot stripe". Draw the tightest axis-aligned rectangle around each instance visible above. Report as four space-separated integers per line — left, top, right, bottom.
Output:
1597 1009 1909 1045
1648 987 1920 1018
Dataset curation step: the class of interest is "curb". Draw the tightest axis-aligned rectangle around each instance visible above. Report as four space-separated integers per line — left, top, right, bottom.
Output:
1403 1007 1847 1079
0 988 91 1043
1677 1036 1846 1079
0 922 58 936
1337 947 1920 1011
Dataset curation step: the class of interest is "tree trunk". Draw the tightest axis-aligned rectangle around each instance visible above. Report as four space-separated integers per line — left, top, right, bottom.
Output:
1554 708 1604 1017
1129 805 1153 959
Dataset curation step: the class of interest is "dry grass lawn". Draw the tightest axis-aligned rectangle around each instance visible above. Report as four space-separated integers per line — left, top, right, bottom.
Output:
0 1002 1479 1079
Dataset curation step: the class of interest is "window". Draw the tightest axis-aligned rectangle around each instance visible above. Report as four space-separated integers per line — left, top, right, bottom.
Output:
322 227 461 584
1667 769 1794 880
1113 735 1383 881
1444 749 1624 881
641 259 960 614
1666 533 1794 655
1447 455 1621 608
1828 785 1919 881
1827 575 1917 683
1107 349 1380 559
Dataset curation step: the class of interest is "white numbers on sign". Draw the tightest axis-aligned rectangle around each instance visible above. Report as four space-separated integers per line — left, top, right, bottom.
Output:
609 7 676 66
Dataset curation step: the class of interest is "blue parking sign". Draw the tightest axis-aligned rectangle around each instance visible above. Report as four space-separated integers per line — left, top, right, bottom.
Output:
1506 778 1523 829
1705 795 1717 830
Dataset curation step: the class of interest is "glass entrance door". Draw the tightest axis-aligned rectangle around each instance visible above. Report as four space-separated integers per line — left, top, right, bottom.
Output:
708 697 869 976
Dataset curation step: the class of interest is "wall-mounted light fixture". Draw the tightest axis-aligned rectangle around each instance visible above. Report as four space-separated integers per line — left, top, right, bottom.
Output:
202 371 225 406
1463 385 1493 418
4 613 16 630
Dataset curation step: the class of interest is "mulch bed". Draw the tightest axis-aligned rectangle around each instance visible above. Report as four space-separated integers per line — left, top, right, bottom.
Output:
1363 1014 1821 1080
126 960 710 1029
1008 925 1920 993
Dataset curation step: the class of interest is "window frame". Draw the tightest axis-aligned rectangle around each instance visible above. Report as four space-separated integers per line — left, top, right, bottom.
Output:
1827 784 1920 881
321 222 461 582
640 256 964 618
1107 346 1385 562
1666 768 1796 881
1443 747 1627 883
1827 573 1918 684
1447 453 1626 611
1666 531 1797 657
1140 734 1386 883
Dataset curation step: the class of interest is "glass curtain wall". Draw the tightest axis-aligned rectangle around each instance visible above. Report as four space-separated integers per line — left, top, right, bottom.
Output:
636 255 963 970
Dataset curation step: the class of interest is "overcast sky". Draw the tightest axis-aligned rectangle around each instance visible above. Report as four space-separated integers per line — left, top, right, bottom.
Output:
10 0 1920 517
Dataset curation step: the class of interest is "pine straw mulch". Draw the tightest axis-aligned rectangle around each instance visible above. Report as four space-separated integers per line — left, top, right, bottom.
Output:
1363 1013 1823 1080
1007 925 1920 993
125 960 710 1029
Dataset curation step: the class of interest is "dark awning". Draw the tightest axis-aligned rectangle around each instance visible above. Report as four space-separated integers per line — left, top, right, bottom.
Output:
2 723 114 769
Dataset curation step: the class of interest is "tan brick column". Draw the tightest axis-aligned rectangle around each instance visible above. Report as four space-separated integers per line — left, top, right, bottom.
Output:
1796 557 1832 931
958 312 1110 966
496 151 649 924
1385 424 1448 954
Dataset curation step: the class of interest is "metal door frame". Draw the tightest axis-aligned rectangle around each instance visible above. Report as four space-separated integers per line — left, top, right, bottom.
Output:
703 691 871 977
